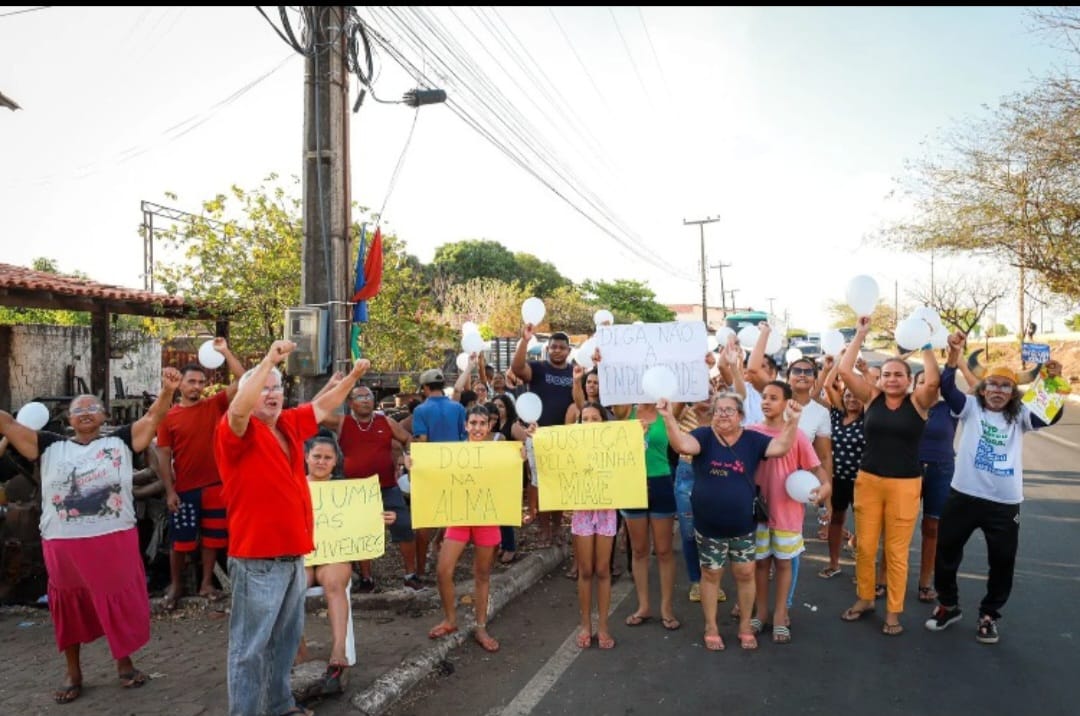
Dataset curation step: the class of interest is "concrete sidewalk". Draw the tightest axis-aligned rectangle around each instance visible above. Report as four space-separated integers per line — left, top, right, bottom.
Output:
0 543 569 716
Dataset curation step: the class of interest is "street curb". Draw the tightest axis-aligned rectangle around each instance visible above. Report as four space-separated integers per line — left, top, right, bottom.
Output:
347 543 570 716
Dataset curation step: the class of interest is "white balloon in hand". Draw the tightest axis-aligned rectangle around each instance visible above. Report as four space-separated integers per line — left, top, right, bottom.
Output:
462 331 486 354
521 297 546 325
820 329 846 357
198 339 225 369
16 401 50 430
786 470 820 503
845 275 880 317
456 352 470 372
516 392 543 423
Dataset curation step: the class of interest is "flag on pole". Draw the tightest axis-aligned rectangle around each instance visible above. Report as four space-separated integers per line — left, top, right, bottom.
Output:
350 225 384 360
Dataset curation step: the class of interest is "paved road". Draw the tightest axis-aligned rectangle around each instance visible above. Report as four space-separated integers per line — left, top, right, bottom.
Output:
390 411 1080 716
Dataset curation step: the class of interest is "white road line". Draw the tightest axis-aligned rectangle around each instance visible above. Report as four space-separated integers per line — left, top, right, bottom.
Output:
495 578 635 716
1031 430 1080 450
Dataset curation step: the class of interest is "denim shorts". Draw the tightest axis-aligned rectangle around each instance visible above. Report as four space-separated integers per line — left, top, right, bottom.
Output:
621 473 677 520
921 460 954 519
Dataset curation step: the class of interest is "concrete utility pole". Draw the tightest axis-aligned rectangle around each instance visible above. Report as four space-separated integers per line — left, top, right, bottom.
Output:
766 297 776 317
711 261 731 316
684 215 720 324
727 289 739 312
300 5 352 401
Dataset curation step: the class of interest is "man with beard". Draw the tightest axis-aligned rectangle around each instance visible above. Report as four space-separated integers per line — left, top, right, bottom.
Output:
215 340 369 716
156 337 245 610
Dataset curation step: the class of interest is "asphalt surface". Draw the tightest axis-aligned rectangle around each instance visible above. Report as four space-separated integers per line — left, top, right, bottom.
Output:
388 409 1080 716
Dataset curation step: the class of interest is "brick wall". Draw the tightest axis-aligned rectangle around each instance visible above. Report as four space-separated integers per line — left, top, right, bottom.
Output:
4 325 161 410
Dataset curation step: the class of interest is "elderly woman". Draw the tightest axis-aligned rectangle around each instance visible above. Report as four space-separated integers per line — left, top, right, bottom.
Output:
659 392 802 651
300 434 395 693
0 368 181 705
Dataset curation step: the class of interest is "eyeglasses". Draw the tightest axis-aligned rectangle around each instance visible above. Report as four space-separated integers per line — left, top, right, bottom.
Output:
351 394 374 401
789 367 815 377
984 382 1014 393
714 407 739 417
70 405 103 415
260 385 285 395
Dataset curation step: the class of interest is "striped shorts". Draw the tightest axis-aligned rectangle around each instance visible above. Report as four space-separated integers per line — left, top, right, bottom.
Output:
754 526 804 560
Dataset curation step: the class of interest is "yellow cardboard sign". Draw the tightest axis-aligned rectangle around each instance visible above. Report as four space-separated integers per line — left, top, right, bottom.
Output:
411 442 524 528
306 476 386 566
1022 376 1066 423
533 421 648 511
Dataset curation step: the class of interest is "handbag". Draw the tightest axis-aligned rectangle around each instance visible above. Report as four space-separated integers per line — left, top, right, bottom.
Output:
718 433 769 524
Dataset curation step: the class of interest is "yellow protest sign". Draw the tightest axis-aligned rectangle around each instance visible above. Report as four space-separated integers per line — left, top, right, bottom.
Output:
411 441 523 528
306 476 386 566
533 421 648 511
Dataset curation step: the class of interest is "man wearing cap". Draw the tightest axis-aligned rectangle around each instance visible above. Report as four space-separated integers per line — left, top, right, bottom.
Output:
412 369 467 444
214 340 370 716
925 333 1065 645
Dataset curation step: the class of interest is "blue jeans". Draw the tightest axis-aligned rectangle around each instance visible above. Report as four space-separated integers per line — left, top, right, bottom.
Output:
674 462 701 584
500 525 516 552
228 556 307 716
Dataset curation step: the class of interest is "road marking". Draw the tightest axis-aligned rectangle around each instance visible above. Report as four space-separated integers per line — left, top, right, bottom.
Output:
495 578 634 716
1031 430 1080 450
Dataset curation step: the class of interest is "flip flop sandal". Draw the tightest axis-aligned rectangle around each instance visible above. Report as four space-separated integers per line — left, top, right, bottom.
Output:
882 622 905 636
918 586 938 603
597 633 616 649
625 613 652 627
704 633 725 651
575 630 592 649
119 669 149 689
841 606 875 622
661 616 682 631
772 625 792 644
53 684 82 704
818 567 842 579
738 632 758 650
428 623 459 639
474 631 500 652
749 617 764 635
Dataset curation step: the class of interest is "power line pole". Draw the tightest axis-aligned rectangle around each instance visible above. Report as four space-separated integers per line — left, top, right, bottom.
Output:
727 289 739 312
684 215 721 324
710 261 731 316
300 6 352 401
766 296 776 317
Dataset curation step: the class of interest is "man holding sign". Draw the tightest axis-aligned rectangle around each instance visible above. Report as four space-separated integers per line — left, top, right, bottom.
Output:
214 340 370 716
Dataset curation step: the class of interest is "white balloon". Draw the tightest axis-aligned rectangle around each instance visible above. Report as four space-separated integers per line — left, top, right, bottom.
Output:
929 327 950 350
714 326 735 346
912 306 943 331
516 392 543 423
462 331 485 354
198 339 225 369
575 338 596 370
737 325 760 349
521 297 546 325
461 321 479 335
455 352 470 372
784 347 804 365
397 473 411 495
765 330 783 355
820 329 846 357
15 401 50 430
845 275 880 317
593 309 614 327
706 335 719 352
786 470 820 503
641 365 679 402
895 317 932 351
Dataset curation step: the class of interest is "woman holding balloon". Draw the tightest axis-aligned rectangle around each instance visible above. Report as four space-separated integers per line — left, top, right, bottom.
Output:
838 314 941 636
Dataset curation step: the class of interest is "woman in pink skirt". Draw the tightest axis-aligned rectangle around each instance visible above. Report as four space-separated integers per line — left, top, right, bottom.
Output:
0 367 180 705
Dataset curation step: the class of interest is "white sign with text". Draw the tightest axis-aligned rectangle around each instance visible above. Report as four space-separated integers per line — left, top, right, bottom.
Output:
595 321 710 405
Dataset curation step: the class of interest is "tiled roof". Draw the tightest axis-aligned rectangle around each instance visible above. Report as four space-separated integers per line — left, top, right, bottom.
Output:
0 262 189 307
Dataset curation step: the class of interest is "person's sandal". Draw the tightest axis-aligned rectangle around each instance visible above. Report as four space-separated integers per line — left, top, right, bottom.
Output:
918 585 938 603
321 662 347 694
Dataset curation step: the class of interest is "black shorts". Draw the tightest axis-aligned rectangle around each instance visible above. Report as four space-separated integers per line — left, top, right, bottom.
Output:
830 479 855 512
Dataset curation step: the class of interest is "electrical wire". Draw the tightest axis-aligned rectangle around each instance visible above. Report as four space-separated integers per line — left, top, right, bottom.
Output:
0 6 51 19
609 8 651 99
376 105 421 222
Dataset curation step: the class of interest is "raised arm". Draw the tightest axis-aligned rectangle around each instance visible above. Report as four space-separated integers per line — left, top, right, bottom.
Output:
214 337 247 399
311 359 371 424
912 343 942 414
745 323 772 393
657 398 701 455
838 317 875 405
765 400 804 457
228 340 293 437
813 355 835 407
571 364 585 410
454 353 478 399
131 367 182 452
0 411 40 462
510 323 535 384
821 355 844 409
940 332 969 414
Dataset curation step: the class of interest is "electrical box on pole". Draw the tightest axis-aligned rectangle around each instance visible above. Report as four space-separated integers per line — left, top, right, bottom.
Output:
284 306 331 377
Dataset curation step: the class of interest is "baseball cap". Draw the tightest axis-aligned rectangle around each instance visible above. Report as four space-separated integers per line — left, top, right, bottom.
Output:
986 365 1017 383
419 368 445 386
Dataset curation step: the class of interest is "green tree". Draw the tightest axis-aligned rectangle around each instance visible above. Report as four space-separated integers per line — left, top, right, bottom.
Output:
513 252 571 296
438 278 524 341
431 239 519 287
1066 313 1080 331
545 285 597 336
580 279 675 323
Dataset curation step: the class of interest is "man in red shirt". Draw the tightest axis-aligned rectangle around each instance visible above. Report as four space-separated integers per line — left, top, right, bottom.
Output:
156 337 245 609
324 384 421 591
214 340 369 716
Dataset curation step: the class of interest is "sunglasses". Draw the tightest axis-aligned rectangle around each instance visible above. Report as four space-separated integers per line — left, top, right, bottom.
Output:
789 367 815 377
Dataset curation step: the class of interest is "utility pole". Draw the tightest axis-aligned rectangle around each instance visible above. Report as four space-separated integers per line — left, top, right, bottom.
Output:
711 261 731 316
727 289 739 312
300 6 352 401
766 296 776 317
684 215 721 324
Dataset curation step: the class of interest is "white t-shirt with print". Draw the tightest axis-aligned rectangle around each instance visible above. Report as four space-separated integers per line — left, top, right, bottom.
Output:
38 427 136 540
952 396 1033 504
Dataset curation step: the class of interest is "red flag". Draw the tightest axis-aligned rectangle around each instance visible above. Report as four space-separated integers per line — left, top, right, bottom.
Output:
352 226 383 301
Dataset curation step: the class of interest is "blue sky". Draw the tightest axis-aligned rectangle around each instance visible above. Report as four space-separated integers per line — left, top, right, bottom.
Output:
1 7 1072 332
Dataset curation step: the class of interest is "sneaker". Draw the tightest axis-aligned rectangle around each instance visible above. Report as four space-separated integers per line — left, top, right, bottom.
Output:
403 574 423 591
688 583 701 602
716 588 727 603
356 576 376 593
976 615 999 644
924 604 963 632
